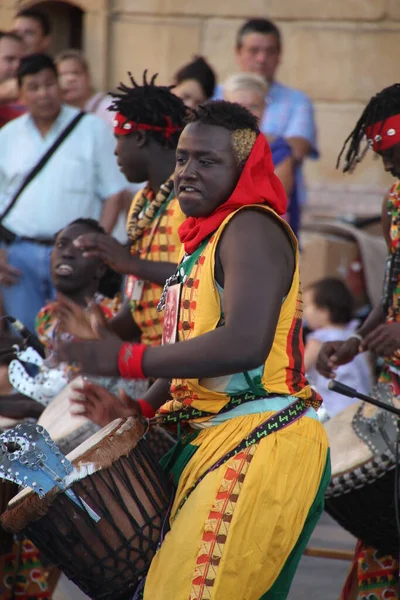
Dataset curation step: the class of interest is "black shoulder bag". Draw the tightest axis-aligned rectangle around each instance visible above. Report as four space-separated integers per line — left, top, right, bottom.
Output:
0 111 85 224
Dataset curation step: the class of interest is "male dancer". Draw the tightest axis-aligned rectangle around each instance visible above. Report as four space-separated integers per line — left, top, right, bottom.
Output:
57 72 187 348
57 101 329 599
318 83 400 599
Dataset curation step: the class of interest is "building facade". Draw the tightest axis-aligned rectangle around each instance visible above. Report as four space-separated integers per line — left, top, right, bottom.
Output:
1 0 397 217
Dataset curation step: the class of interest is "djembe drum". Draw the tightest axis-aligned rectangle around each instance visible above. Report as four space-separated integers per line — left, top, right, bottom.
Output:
324 382 400 554
1 418 174 600
38 377 175 460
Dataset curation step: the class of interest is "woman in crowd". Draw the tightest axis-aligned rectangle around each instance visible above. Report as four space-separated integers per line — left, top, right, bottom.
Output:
172 55 215 109
56 49 114 125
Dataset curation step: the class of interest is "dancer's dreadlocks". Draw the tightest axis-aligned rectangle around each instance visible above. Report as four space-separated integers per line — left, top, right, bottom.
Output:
109 70 187 149
337 83 400 173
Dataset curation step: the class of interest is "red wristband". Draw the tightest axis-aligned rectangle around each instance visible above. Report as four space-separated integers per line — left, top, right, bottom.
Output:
117 343 147 379
138 399 156 419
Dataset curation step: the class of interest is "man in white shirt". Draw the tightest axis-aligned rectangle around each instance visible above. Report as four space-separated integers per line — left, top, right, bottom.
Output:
0 53 127 331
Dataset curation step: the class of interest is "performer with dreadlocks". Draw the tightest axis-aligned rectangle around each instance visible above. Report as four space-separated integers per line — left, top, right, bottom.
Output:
55 71 187 350
56 100 330 599
317 83 400 600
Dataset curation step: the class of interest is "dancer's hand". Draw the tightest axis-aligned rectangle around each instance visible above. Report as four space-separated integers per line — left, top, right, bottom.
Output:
73 232 135 274
54 337 122 377
54 294 108 340
69 380 141 427
361 323 400 357
316 338 360 378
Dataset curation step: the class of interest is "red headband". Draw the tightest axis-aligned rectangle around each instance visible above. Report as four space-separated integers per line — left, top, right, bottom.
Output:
365 114 400 152
112 111 182 139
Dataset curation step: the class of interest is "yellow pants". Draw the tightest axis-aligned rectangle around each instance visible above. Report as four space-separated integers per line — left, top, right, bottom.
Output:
144 411 329 600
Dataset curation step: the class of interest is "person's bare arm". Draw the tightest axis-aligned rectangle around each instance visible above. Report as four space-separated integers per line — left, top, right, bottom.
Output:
110 300 142 342
68 377 171 426
99 191 127 234
0 394 44 419
286 137 312 162
56 210 294 380
74 232 177 286
143 378 172 409
275 156 294 197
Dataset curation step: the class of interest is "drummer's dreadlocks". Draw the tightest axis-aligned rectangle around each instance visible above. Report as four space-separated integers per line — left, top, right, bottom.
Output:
337 83 400 173
187 100 260 163
109 70 187 149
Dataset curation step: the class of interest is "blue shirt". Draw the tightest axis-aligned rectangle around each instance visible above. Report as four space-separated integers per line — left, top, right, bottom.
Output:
269 136 300 237
214 80 319 206
0 105 127 238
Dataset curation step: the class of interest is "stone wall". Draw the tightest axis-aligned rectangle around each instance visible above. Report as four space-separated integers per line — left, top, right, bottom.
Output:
110 0 398 217
4 0 399 217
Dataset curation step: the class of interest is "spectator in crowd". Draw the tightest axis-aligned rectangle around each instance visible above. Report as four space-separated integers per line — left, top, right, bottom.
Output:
0 54 127 332
56 49 114 126
303 277 372 419
56 49 143 243
173 55 215 109
0 8 51 110
215 18 318 215
13 8 51 56
0 31 25 128
224 72 298 232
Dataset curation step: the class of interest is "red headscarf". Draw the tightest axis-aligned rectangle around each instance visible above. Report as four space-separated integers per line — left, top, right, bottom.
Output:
178 132 287 254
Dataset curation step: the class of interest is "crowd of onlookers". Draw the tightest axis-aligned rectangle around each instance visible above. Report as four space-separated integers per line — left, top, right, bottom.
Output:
0 8 373 414
0 10 319 234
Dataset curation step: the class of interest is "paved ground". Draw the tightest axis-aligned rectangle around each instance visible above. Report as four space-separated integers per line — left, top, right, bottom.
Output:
288 512 356 599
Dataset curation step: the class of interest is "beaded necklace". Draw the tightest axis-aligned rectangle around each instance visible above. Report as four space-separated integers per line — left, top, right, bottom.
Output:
127 177 174 250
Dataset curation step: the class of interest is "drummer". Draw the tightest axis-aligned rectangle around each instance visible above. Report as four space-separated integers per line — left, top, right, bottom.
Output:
318 83 400 599
36 217 122 350
56 71 187 349
0 218 121 421
56 100 330 599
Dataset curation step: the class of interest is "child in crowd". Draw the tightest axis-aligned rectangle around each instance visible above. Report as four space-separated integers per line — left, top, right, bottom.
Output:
303 277 372 418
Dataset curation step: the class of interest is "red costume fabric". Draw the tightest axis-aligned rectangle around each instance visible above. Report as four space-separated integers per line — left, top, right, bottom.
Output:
178 133 288 254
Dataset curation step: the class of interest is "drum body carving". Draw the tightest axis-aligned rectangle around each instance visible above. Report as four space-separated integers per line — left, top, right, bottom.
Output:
1 418 174 600
324 382 399 554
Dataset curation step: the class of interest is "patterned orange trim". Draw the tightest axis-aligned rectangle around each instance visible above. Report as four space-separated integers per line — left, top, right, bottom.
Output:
189 445 256 599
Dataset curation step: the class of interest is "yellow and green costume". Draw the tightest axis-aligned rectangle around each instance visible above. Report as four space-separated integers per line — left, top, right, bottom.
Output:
144 204 330 600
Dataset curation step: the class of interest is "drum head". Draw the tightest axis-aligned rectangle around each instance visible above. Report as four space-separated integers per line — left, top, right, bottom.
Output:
325 401 372 477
